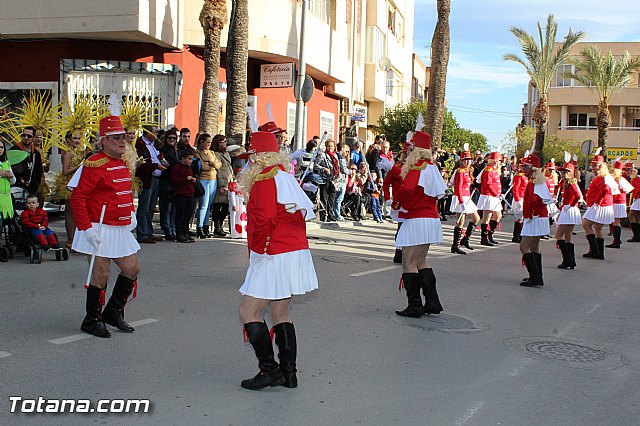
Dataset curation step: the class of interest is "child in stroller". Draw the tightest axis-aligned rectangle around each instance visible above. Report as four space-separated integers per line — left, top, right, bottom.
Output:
20 194 61 250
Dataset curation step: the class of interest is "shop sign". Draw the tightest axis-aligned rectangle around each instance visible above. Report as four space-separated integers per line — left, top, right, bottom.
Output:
597 147 638 160
351 106 366 122
260 63 295 88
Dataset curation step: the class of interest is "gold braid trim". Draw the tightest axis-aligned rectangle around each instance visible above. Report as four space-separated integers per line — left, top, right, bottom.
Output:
568 178 577 185
411 161 429 171
84 156 109 168
254 166 280 182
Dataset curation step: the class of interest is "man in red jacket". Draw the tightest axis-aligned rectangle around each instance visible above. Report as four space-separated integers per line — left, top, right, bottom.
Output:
71 115 141 338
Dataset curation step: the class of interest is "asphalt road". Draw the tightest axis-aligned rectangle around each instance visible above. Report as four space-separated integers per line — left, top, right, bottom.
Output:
1 214 639 425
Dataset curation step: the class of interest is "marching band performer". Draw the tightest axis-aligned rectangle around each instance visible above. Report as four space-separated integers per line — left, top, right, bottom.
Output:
450 145 480 254
476 151 502 246
237 131 317 390
519 154 552 287
627 163 640 242
582 150 618 260
554 162 582 269
383 142 408 263
71 115 140 338
606 160 634 248
544 160 559 238
392 131 446 317
510 160 528 243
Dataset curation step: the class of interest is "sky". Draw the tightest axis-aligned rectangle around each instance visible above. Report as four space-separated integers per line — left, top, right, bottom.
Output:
412 0 640 149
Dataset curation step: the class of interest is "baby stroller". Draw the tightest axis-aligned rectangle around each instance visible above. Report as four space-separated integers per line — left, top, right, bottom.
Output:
5 187 70 264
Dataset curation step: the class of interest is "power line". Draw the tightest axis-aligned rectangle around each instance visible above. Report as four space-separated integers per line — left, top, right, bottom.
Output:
447 104 523 118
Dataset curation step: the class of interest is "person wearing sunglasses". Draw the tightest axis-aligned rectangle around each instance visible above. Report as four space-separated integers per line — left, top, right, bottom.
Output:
10 126 44 195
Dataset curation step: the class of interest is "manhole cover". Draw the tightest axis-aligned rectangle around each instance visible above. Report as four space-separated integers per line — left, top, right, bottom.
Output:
504 337 623 370
321 255 369 265
392 313 487 334
524 341 606 363
307 236 337 244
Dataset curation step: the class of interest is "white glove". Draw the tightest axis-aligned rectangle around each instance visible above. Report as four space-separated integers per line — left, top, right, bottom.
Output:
249 252 269 271
84 228 103 250
289 149 306 161
385 199 392 207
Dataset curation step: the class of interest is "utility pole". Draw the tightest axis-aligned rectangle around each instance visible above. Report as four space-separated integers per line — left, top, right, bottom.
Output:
293 0 308 150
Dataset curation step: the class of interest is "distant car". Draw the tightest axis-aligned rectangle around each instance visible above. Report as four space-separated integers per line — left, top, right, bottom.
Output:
43 199 65 214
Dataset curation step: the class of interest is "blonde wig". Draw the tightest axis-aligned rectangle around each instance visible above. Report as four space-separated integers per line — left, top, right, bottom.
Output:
238 151 291 197
596 162 609 178
401 147 432 178
611 168 623 181
629 168 638 180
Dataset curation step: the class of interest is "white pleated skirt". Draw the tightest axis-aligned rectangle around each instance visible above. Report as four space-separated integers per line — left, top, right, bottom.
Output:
450 196 478 214
631 198 640 211
240 249 318 300
557 206 582 225
476 194 502 212
613 203 627 218
72 223 140 258
395 217 443 247
521 217 550 237
583 205 614 225
547 203 559 216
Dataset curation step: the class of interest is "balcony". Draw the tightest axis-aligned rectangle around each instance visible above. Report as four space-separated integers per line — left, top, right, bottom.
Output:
556 126 640 150
0 0 183 49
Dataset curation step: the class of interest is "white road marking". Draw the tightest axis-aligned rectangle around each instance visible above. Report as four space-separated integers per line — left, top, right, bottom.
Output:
0 351 12 359
586 303 601 314
455 401 486 426
350 265 401 277
49 318 158 345
508 358 533 377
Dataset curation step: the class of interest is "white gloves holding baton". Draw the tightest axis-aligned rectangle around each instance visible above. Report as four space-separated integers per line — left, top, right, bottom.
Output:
84 228 103 250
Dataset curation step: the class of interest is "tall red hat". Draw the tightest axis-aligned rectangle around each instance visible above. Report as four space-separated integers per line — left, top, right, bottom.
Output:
521 154 541 168
488 151 500 160
591 155 605 165
558 162 575 173
100 116 125 137
546 161 556 170
241 131 279 156
410 131 431 150
624 162 635 169
613 160 624 170
259 121 285 134
459 150 472 161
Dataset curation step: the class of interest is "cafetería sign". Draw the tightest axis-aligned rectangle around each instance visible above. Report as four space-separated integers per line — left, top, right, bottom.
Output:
260 63 295 88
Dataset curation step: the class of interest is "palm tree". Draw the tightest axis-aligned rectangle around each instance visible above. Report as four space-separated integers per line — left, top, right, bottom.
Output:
199 0 228 134
225 0 249 146
567 46 640 158
425 0 450 149
504 14 584 161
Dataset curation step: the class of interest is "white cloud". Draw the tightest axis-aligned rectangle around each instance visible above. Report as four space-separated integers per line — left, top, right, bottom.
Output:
446 53 530 89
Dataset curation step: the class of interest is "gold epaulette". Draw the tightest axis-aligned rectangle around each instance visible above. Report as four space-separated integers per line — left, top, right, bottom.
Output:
411 161 429 171
84 155 109 168
568 178 578 185
255 166 280 182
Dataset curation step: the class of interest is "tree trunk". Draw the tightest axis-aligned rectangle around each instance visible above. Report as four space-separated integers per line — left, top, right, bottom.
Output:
533 94 548 163
597 101 611 160
199 0 227 135
425 0 450 149
225 0 249 146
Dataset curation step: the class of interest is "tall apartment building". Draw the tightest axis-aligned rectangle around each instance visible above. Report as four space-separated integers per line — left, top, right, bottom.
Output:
522 42 640 164
0 0 417 148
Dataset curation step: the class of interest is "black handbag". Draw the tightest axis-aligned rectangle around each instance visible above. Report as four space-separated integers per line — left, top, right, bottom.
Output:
193 179 205 197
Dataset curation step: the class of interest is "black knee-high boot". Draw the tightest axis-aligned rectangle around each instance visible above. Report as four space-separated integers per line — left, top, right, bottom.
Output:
273 322 298 388
81 285 110 338
512 221 522 243
488 219 499 244
395 273 425 317
583 234 600 259
102 274 136 332
460 222 475 250
556 240 573 269
481 224 494 246
419 268 443 315
451 227 466 254
596 238 605 260
567 242 576 268
520 253 543 287
627 223 640 242
241 322 285 390
606 226 621 248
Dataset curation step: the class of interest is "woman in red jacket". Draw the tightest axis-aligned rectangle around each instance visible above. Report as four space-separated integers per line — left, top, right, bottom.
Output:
627 163 640 242
391 131 446 317
476 151 502 246
606 160 634 248
519 154 552 287
582 153 617 259
554 162 582 269
383 144 407 263
237 131 317 391
510 161 528 242
450 147 479 254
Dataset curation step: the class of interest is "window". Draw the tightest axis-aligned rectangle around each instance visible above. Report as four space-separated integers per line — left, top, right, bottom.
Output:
365 26 385 63
634 118 640 128
320 111 335 141
386 69 401 100
388 7 396 37
287 102 297 139
556 64 573 87
568 113 596 128
310 0 330 25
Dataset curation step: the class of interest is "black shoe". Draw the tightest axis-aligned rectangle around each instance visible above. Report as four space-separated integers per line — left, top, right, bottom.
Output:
202 225 212 238
273 322 298 388
102 275 136 333
81 317 111 338
395 273 425 317
393 249 403 264
176 234 189 243
196 227 205 239
241 322 285 390
164 232 175 241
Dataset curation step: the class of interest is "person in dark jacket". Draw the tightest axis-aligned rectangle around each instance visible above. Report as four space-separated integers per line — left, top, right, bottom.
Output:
135 125 166 243
10 126 43 195
159 129 180 240
170 149 197 243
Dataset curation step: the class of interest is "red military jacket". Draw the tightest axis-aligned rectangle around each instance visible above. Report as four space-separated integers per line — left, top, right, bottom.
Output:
631 177 640 199
512 172 528 202
382 161 403 201
613 178 628 204
560 180 582 208
523 182 549 219
20 208 48 229
480 166 501 196
70 152 135 231
545 176 557 199
391 159 439 219
453 167 472 203
247 165 309 255
585 176 613 207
